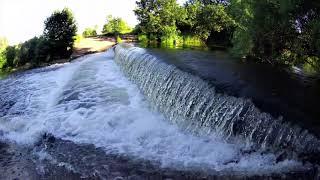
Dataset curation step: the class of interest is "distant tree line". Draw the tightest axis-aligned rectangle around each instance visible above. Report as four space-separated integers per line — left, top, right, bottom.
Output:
82 27 97 38
134 0 320 69
0 8 77 70
102 15 132 36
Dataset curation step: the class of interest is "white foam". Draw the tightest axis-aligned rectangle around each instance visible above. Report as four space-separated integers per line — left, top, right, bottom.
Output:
0 50 303 174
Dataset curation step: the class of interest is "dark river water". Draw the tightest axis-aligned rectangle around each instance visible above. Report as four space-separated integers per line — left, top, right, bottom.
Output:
147 48 320 137
0 45 319 179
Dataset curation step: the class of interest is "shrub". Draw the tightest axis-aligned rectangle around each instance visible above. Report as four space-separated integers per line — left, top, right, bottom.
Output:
102 15 132 35
138 34 148 43
18 37 39 66
82 28 97 38
116 36 122 43
3 46 18 68
183 35 204 47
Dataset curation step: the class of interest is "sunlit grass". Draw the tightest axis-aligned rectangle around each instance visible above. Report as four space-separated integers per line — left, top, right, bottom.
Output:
74 37 115 53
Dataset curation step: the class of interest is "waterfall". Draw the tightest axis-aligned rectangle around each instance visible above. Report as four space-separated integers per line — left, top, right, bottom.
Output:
114 44 320 162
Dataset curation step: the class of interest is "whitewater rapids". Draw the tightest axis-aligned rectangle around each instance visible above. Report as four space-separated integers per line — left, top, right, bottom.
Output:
0 49 307 175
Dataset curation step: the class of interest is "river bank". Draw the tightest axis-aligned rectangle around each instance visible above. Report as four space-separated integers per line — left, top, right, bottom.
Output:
0 37 116 79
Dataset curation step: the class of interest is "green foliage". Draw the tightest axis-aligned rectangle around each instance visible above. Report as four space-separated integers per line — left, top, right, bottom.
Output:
134 0 184 45
183 35 204 47
0 50 5 69
135 0 233 46
138 34 148 43
82 27 97 37
18 36 50 66
116 36 122 43
44 8 77 59
303 56 320 74
1 8 78 71
0 37 8 69
102 15 132 35
134 0 319 69
160 26 181 46
3 46 18 68
229 0 320 64
74 34 83 44
228 0 254 57
193 2 235 40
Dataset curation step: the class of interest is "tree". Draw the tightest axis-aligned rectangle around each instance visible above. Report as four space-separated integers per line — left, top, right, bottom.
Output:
4 46 18 67
133 0 319 68
196 3 234 40
134 0 184 41
102 15 131 35
43 8 77 59
228 0 254 57
229 0 320 65
18 36 50 66
83 27 97 37
134 0 233 45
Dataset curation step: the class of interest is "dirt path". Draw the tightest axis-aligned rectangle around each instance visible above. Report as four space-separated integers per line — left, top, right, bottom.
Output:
72 37 116 59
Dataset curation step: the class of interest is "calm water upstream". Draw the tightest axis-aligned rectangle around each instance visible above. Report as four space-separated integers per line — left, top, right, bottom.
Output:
147 47 320 137
0 45 318 179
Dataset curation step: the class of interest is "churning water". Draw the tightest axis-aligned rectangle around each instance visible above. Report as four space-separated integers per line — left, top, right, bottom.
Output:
0 46 317 178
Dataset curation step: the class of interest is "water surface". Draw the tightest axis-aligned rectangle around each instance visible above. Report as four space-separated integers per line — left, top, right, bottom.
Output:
146 47 320 137
0 49 316 179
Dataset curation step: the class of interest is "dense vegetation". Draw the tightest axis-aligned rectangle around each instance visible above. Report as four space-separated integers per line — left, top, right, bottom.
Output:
134 0 320 69
83 27 97 38
0 8 77 71
102 15 132 36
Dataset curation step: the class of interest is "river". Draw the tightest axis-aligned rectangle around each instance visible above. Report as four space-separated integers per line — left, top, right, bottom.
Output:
0 45 318 179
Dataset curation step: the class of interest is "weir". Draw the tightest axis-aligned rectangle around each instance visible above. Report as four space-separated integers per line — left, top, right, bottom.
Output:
114 44 320 162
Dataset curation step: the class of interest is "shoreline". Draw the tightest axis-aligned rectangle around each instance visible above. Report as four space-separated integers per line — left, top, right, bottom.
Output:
0 37 116 79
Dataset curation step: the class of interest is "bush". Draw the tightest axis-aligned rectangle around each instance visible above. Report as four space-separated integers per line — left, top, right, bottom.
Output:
3 46 18 68
43 8 77 60
17 36 51 66
82 28 97 38
138 34 148 43
183 35 204 47
116 36 122 43
19 37 39 65
102 15 132 35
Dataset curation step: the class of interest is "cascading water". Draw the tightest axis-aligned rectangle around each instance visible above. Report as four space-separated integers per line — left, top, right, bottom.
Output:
0 47 317 178
114 44 320 162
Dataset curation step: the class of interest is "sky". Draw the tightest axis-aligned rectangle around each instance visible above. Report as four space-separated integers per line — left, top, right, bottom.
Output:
0 0 138 45
0 0 187 45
